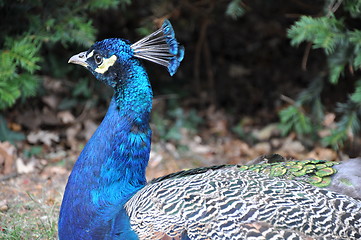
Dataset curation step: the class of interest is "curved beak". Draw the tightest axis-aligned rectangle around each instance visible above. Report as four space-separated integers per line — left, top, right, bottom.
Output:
68 51 89 67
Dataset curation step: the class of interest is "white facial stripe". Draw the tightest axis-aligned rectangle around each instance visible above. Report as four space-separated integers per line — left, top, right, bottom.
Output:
87 50 94 58
95 55 117 74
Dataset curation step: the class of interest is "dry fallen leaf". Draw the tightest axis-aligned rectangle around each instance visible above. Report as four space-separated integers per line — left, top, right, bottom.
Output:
0 199 8 212
27 131 59 146
252 123 280 141
189 136 211 154
66 123 82 150
280 135 305 154
323 112 336 127
16 157 36 174
57 111 75 124
16 109 42 130
41 165 69 177
253 142 271 155
0 141 16 174
41 107 61 126
223 139 254 161
42 95 60 110
307 147 337 161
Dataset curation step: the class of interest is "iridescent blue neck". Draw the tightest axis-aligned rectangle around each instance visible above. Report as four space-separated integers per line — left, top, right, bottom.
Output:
59 60 152 239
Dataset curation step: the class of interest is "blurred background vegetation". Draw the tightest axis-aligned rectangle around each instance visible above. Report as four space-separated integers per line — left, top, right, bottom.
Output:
1 0 361 155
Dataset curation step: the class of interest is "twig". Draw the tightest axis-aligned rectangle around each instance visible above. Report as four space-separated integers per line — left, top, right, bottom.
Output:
280 95 307 114
302 42 312 70
327 0 343 17
280 94 296 105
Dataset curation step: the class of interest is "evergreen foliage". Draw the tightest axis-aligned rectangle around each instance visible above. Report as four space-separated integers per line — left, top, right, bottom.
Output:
322 80 361 148
0 0 125 109
279 79 324 140
280 0 361 149
226 0 246 19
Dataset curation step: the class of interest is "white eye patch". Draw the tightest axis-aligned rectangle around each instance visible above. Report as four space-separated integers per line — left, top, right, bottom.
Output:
94 55 117 74
87 50 94 58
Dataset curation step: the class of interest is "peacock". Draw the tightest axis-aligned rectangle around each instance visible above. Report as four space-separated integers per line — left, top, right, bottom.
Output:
58 20 361 240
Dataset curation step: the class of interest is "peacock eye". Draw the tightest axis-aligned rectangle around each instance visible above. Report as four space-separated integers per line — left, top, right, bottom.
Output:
94 54 103 65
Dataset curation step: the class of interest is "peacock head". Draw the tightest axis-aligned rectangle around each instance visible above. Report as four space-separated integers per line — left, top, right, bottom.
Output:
68 20 184 88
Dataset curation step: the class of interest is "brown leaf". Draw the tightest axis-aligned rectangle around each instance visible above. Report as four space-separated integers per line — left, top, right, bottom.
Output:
0 141 16 175
42 95 60 110
223 139 253 162
0 199 9 212
307 147 337 161
41 108 61 126
57 111 75 124
323 112 336 127
16 109 42 130
27 131 59 146
280 135 305 153
252 123 279 141
66 123 81 150
253 142 271 155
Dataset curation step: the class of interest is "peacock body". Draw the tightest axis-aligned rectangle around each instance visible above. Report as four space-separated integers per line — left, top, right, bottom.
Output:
59 20 361 240
128 165 361 239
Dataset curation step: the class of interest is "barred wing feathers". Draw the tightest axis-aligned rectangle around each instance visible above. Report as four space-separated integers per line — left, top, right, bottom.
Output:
125 166 361 240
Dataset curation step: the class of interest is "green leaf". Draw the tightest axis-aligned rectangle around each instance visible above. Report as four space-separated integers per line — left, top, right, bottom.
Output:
88 0 121 10
297 78 323 104
288 16 344 55
5 37 41 73
0 115 25 143
20 74 39 97
0 80 21 108
328 63 344 84
350 80 361 103
323 102 361 149
0 51 17 79
0 0 124 110
226 0 246 19
53 17 96 47
344 0 361 17
279 105 313 136
322 127 347 150
23 146 43 158
349 29 361 47
353 52 361 68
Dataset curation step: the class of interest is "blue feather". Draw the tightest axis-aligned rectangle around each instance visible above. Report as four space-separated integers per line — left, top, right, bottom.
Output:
59 20 183 239
131 19 184 76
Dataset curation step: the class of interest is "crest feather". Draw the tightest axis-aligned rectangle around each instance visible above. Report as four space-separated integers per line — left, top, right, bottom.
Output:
131 20 184 76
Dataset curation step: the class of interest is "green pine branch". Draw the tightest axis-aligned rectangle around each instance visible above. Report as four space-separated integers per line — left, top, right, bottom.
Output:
288 15 345 55
279 105 313 136
0 0 125 110
286 0 361 149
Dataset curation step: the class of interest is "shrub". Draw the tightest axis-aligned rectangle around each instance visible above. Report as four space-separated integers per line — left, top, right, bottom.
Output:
0 0 129 109
280 0 361 149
